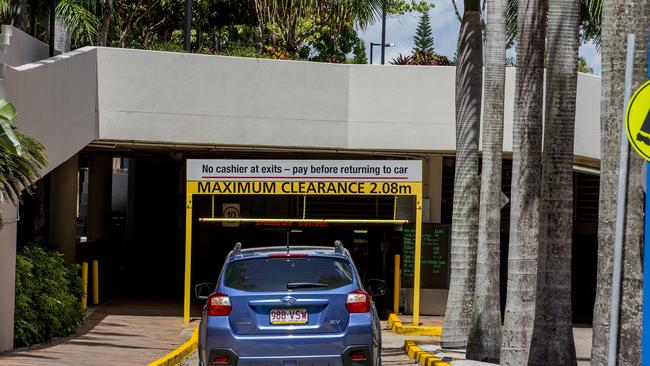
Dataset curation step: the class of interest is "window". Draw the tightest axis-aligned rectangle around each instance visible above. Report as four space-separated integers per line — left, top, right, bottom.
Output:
224 257 354 292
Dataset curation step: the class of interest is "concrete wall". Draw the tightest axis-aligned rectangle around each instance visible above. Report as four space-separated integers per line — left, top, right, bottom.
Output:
8 47 99 174
0 27 49 68
94 48 601 161
0 202 18 352
2 42 601 164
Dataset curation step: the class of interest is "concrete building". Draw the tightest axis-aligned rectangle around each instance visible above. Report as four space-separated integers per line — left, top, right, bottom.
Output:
0 26 601 352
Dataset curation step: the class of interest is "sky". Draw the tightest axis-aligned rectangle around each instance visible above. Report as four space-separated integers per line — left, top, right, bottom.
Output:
357 0 602 75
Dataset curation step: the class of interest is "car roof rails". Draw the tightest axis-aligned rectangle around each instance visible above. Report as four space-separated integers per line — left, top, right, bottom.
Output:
232 242 242 257
334 240 345 255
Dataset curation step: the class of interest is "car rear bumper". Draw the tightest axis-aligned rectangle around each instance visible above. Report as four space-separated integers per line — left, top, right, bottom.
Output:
201 316 374 365
207 346 372 366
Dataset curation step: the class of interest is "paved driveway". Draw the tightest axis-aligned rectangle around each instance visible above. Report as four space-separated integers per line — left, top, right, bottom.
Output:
0 300 196 366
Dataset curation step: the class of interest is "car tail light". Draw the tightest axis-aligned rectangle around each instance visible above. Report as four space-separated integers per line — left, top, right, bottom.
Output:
213 356 229 363
346 290 370 313
207 292 232 316
350 352 367 360
267 253 309 258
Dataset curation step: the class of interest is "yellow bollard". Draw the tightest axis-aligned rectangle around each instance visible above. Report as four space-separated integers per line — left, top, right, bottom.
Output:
92 260 99 305
81 262 88 310
394 254 401 314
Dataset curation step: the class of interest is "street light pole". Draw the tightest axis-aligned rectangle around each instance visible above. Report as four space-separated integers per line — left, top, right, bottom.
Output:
370 42 394 65
380 1 386 64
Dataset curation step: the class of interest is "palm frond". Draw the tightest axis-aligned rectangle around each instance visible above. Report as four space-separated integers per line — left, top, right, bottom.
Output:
348 0 382 29
506 0 518 48
56 0 101 45
0 0 11 18
0 131 47 227
581 0 601 48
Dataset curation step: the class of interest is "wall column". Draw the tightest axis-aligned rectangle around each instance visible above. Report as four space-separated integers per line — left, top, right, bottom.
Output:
0 202 18 352
424 155 443 223
49 154 79 263
86 156 112 242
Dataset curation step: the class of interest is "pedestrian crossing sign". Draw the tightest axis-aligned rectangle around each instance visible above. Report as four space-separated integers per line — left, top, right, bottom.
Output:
626 80 650 161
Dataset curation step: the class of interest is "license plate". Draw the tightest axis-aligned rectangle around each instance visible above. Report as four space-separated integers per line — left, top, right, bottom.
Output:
270 308 308 324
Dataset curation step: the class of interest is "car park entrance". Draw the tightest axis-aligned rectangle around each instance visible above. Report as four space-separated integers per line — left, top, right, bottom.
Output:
184 160 424 325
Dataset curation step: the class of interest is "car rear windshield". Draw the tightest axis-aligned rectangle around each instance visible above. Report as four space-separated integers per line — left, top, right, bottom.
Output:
224 257 354 292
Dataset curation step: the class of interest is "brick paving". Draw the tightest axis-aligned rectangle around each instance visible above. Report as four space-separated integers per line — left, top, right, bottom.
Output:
0 300 198 366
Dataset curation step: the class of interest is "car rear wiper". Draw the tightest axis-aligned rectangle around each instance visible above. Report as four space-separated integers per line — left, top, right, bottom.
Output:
286 282 329 289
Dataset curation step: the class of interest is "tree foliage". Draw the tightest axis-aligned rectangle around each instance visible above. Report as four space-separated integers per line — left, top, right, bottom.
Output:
14 245 85 347
390 50 451 65
577 56 593 73
412 10 434 54
3 0 435 63
352 38 368 64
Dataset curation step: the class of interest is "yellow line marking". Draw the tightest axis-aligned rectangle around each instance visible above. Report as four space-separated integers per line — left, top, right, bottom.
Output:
403 339 451 366
388 313 442 336
148 325 198 366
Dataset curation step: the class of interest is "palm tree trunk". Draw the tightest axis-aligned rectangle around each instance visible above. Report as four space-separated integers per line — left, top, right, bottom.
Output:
98 0 113 46
54 17 71 53
591 0 650 364
14 0 28 31
527 0 580 363
500 0 546 363
441 0 482 349
465 0 506 360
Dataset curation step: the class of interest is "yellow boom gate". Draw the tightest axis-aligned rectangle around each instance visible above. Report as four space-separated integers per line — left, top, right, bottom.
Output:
184 159 424 325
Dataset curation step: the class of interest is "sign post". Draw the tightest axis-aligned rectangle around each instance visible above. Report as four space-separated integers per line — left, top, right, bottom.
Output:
184 160 424 325
624 42 650 364
642 33 650 366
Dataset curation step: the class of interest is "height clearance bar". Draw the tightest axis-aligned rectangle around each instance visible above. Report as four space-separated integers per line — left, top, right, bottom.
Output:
184 159 425 325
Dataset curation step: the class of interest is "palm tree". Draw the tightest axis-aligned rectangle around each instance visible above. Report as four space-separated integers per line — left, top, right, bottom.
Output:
590 0 649 363
499 0 546 363
55 0 101 51
505 0 601 48
465 0 506 359
0 101 47 227
0 0 100 51
527 0 580 363
441 0 482 349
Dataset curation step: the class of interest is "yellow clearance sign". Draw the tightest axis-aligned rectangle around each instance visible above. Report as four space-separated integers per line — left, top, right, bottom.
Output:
187 180 419 196
626 80 650 161
183 159 426 327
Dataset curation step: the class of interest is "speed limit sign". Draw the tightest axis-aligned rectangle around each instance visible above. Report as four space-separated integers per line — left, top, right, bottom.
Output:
222 203 240 227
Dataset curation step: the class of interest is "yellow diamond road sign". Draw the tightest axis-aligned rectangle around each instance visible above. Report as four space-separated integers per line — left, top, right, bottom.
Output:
627 80 650 161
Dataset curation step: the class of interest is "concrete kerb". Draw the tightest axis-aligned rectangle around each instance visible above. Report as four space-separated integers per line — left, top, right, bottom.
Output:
147 325 198 366
404 339 451 366
388 313 442 336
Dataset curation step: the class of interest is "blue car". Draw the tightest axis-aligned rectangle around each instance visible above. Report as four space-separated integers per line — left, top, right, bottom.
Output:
194 241 386 366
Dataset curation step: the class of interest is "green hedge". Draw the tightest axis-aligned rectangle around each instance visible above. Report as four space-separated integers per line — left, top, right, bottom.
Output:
14 245 85 348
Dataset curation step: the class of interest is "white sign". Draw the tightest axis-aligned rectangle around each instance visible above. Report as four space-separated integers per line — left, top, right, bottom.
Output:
187 160 422 182
222 203 240 227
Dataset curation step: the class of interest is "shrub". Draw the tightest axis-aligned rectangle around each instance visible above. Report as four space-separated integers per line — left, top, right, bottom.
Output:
14 245 85 348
